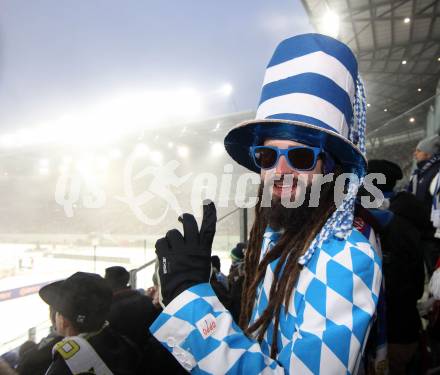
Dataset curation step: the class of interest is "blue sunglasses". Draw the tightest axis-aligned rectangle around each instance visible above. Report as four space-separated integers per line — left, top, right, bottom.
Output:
250 145 322 171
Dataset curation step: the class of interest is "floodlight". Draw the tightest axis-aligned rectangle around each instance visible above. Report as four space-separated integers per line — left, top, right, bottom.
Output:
62 156 73 164
59 164 68 174
321 10 340 38
173 88 202 118
177 145 190 158
219 83 233 97
39 167 49 176
211 142 224 156
109 149 122 160
151 151 163 164
96 156 109 170
134 143 149 157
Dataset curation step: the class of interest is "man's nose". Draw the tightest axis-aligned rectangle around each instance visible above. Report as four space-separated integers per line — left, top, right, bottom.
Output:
275 155 292 174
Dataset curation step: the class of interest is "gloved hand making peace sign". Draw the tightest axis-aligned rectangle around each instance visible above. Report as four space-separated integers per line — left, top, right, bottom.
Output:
155 200 217 307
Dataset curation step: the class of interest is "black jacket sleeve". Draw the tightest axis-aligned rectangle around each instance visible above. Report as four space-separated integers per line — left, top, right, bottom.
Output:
44 355 72 375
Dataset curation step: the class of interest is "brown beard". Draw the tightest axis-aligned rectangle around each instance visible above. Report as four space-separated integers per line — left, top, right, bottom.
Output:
261 196 316 231
260 178 317 231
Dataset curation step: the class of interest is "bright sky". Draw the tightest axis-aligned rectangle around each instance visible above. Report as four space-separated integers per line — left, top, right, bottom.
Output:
0 1 313 132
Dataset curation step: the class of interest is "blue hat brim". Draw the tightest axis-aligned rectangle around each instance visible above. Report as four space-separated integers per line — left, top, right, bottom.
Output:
224 119 366 177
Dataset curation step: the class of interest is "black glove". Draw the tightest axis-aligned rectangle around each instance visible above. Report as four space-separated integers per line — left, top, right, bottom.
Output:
155 201 217 307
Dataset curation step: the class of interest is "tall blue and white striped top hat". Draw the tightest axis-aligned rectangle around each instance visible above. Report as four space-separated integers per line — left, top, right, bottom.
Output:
224 33 367 178
224 33 368 265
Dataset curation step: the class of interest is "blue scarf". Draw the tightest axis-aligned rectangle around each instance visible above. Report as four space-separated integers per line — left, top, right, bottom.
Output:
408 153 440 200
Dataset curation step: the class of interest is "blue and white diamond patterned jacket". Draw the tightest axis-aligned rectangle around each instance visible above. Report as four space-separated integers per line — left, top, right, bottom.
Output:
150 227 382 374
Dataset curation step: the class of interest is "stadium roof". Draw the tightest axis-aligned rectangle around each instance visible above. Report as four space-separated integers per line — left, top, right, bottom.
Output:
301 0 440 138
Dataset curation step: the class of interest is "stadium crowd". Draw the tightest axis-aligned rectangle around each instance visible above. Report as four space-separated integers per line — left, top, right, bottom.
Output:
0 252 246 375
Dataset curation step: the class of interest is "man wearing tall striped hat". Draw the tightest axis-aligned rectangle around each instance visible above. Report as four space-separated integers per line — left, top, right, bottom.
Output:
152 34 382 374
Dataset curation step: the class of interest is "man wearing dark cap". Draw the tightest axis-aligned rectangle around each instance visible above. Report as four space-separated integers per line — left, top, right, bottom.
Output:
409 135 440 274
230 242 245 264
105 266 131 291
104 266 159 348
40 272 142 375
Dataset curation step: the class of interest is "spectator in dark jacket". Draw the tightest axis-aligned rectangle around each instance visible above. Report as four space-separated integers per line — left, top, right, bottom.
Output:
105 266 159 348
17 342 36 361
0 359 16 375
210 255 228 290
408 135 440 275
368 159 425 374
17 307 63 375
228 243 246 323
